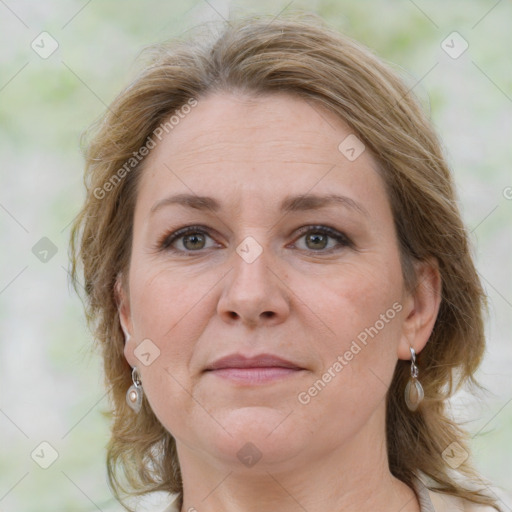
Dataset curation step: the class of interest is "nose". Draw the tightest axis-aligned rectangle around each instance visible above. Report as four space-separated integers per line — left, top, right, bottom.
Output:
217 241 290 328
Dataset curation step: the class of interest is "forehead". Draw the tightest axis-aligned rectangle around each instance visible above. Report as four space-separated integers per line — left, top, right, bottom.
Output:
135 91 385 215
148 92 359 164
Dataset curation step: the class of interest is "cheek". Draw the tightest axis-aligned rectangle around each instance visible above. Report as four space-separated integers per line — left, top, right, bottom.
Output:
127 266 206 398
130 264 206 338
311 257 404 343
303 257 404 408
126 267 201 426
295 264 404 433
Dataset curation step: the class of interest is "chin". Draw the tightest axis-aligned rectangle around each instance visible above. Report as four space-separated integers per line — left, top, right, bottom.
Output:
196 406 306 469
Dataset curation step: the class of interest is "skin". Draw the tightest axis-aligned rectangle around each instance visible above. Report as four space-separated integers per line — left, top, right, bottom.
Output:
117 91 441 512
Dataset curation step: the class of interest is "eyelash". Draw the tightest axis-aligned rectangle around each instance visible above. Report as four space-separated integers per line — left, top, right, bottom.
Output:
155 224 353 255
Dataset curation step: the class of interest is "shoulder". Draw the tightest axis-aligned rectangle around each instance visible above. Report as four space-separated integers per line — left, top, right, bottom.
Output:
156 488 501 512
427 488 498 512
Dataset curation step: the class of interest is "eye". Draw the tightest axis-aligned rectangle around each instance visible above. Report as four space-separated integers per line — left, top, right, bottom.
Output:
156 225 219 253
292 225 352 252
155 224 352 255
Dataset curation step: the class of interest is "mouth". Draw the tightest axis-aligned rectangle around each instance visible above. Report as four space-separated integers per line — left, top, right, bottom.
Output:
204 353 305 385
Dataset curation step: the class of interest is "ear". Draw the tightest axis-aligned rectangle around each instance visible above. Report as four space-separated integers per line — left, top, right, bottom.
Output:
397 258 442 360
114 274 137 367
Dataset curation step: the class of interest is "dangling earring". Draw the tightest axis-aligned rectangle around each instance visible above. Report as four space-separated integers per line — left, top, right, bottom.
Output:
404 346 424 411
126 366 143 413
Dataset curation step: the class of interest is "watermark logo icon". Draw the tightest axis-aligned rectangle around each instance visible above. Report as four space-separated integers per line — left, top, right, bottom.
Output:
32 237 58 263
31 441 59 469
441 32 469 59
442 441 469 469
237 442 262 467
236 236 263 264
338 134 365 161
134 338 161 366
31 32 59 59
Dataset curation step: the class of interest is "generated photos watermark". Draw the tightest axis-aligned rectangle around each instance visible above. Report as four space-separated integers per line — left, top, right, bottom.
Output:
297 301 403 405
93 97 198 200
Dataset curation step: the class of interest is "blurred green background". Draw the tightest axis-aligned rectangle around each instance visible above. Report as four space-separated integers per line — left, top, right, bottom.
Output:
1 0 511 510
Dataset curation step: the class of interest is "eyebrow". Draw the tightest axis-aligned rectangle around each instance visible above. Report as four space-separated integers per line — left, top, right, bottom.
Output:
149 193 369 217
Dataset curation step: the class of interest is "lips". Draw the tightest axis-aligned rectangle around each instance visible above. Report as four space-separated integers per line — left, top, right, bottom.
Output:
204 353 303 371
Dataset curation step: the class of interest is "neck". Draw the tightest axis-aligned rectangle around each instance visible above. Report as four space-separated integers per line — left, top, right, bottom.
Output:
176 402 419 512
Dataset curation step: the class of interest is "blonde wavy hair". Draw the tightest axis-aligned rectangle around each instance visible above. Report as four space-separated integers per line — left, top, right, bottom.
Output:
69 12 500 511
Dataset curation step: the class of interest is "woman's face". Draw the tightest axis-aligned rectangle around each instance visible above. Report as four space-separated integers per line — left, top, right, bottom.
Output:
118 92 433 473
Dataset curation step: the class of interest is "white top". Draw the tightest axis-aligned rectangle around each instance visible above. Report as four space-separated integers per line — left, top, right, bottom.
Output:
156 477 498 512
